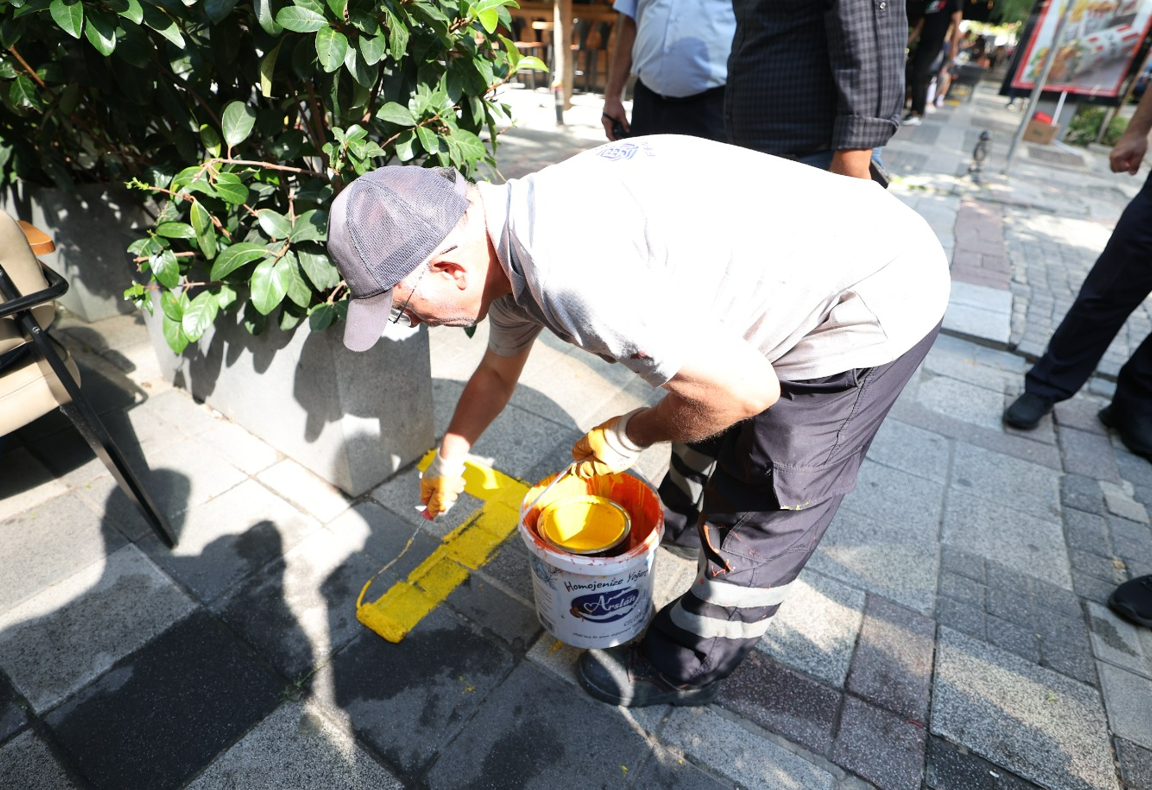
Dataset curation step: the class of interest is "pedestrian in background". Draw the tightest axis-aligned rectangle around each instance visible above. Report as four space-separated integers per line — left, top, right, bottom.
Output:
903 0 963 126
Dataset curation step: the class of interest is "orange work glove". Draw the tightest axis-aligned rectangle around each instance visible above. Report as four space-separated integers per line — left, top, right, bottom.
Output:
420 450 467 519
571 408 646 479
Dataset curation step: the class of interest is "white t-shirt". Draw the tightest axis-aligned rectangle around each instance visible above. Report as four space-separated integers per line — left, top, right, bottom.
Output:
614 0 734 97
477 135 950 387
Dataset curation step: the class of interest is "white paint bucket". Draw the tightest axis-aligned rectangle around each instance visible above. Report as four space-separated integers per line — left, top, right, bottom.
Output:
519 471 664 649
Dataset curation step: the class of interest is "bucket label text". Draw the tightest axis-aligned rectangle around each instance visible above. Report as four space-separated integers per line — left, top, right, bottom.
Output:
570 588 641 623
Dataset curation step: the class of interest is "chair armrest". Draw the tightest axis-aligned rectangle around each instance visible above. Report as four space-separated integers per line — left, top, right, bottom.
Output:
18 221 56 255
0 259 69 319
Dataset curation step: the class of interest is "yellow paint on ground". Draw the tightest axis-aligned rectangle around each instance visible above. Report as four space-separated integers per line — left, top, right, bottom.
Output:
356 450 531 643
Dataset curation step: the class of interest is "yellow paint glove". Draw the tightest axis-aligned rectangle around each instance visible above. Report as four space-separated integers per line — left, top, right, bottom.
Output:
571 408 646 479
420 450 467 520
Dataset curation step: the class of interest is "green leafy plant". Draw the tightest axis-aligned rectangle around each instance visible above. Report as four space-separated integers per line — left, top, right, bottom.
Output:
0 0 544 351
1063 105 1128 148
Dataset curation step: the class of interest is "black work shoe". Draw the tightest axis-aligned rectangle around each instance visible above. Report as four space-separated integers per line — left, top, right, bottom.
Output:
1004 392 1055 430
577 644 721 707
1099 405 1152 460
1108 575 1152 628
661 542 699 561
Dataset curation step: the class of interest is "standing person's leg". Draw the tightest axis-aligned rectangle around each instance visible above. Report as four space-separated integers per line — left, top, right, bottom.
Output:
908 43 942 117
1008 174 1152 428
578 325 940 704
1100 330 1152 458
628 80 663 137
658 436 724 552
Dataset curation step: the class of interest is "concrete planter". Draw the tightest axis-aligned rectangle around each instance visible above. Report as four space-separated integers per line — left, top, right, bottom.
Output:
145 304 434 497
1 183 153 322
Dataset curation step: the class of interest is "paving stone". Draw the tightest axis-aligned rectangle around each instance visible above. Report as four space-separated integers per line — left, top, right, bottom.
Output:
257 459 353 523
473 537 537 606
0 492 127 616
1062 476 1108 516
925 735 1045 790
456 402 575 483
445 570 542 651
45 610 282 790
1071 549 1124 583
1098 662 1152 751
629 747 734 790
951 443 1062 520
932 627 1118 790
0 446 67 523
1034 577 1090 620
757 570 865 687
325 500 440 580
310 607 515 777
425 661 657 790
139 479 322 603
1040 638 1099 686
185 701 404 790
718 650 841 755
937 596 986 639
1073 571 1120 607
831 695 926 790
986 585 1035 627
663 706 835 790
0 729 84 790
844 459 946 533
846 596 935 721
1059 428 1122 484
915 371 1007 434
1085 602 1151 678
1099 482 1150 524
941 570 987 606
197 419 280 476
0 545 196 714
1115 738 1152 790
809 506 940 616
987 615 1041 663
943 490 1072 591
941 545 986 583
865 419 952 483
0 671 27 743
128 434 250 521
212 527 381 680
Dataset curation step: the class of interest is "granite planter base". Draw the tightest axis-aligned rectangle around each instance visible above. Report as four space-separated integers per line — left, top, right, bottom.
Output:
1 183 153 323
145 309 434 497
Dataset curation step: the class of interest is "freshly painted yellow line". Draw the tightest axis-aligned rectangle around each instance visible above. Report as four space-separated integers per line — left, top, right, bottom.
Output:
356 450 531 643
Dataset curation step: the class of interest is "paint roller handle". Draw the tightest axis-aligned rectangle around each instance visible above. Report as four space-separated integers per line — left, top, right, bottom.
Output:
420 450 467 520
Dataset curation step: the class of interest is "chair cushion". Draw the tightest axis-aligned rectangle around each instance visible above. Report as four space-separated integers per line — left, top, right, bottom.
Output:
0 339 79 436
0 211 55 355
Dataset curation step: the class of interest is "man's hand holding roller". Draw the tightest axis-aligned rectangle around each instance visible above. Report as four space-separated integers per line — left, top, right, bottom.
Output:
420 450 467 519
572 408 647 478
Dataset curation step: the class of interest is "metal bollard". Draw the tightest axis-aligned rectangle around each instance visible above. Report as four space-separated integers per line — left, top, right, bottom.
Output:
969 130 991 183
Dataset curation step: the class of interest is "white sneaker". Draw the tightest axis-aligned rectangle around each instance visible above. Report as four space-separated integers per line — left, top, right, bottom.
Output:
902 113 922 127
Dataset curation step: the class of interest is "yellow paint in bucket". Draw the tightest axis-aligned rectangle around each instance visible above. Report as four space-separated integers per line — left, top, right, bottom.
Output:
538 495 631 555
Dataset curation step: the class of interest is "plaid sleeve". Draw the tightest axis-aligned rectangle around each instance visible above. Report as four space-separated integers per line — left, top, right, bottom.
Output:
824 0 905 150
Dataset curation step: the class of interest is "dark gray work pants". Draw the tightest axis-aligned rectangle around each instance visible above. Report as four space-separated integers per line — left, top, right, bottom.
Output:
648 325 940 686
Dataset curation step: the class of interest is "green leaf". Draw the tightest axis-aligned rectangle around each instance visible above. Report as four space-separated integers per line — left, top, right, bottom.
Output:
275 5 326 32
9 74 41 112
199 124 222 158
211 242 271 280
257 209 292 239
308 302 336 331
162 313 190 353
295 0 326 13
447 128 485 163
49 0 83 38
375 101 415 126
160 289 185 321
315 25 349 73
118 0 143 25
254 0 283 34
151 250 181 288
297 248 339 290
359 34 387 65
344 44 374 87
415 125 438 154
259 42 281 98
289 209 327 242
221 101 256 149
518 55 548 73
181 291 220 339
395 129 417 162
283 252 312 308
477 8 498 33
326 0 347 16
83 7 116 54
250 256 291 315
155 221 196 239
204 0 238 24
140 3 184 47
215 283 238 309
280 307 304 331
190 202 217 260
212 172 249 205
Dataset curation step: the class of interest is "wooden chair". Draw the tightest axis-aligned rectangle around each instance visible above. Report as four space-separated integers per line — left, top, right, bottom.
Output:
0 209 176 547
510 15 549 90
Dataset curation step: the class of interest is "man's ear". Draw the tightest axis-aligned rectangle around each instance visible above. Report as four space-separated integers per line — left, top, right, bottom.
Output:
430 257 469 290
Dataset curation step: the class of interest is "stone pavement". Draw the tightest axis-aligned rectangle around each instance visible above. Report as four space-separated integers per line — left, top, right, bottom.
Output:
2 76 1152 790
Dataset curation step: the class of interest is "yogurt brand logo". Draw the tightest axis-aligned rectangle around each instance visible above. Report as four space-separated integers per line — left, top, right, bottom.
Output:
570 588 641 623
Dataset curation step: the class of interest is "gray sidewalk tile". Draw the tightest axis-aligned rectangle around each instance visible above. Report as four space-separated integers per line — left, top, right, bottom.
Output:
0 545 195 714
922 339 1019 396
133 434 250 521
942 490 1072 591
1054 398 1110 436
257 458 353 524
1099 481 1150 524
1115 738 1152 790
719 650 841 756
843 458 946 533
0 673 26 742
1085 602 1151 679
830 695 927 790
941 545 987 583
663 706 835 790
0 446 67 522
1098 661 1152 751
474 537 537 606
0 492 126 616
425 662 657 790
952 443 1062 520
310 608 514 777
45 610 282 790
628 747 734 789
757 570 865 687
211 527 383 680
1062 475 1108 516
0 730 84 790
1060 428 1122 484
936 596 986 639
846 596 935 721
865 419 952 483
445 557 542 649
326 500 440 578
932 627 1118 790
925 735 1045 790
916 375 1007 432
198 420 280 476
185 701 404 790
139 479 323 603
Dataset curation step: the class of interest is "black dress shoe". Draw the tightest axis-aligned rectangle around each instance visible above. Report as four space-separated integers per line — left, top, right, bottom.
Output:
1098 405 1152 460
577 644 720 707
1108 575 1152 628
1004 392 1055 430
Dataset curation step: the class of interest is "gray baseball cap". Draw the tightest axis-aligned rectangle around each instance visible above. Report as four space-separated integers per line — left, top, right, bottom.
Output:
327 166 468 351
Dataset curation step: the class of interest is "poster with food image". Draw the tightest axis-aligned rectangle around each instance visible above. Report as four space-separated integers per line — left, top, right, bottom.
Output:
1004 0 1152 102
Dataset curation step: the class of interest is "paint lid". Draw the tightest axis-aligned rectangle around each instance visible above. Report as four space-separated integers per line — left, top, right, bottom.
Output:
538 495 631 555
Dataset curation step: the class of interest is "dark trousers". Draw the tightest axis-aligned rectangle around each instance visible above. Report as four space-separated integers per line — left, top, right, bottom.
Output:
909 34 948 115
1025 172 1152 416
646 325 940 686
631 80 728 143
